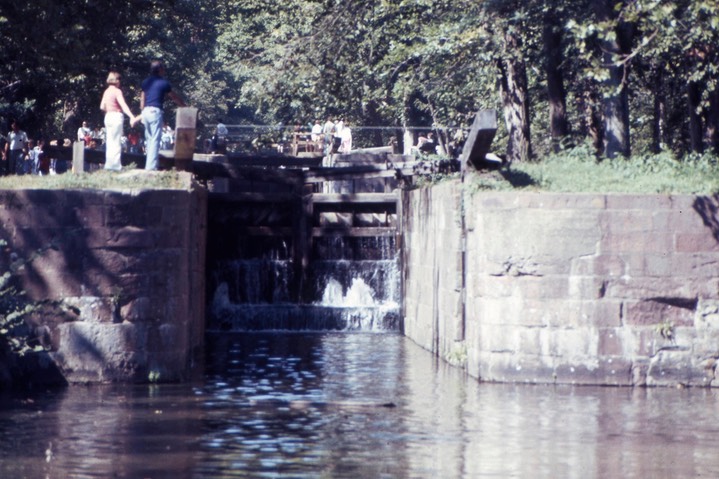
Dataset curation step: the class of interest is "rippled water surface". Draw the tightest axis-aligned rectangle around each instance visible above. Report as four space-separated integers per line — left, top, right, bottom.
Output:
2 332 719 478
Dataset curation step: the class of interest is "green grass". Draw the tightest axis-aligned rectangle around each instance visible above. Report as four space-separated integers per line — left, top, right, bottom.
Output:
0 166 190 191
468 146 719 195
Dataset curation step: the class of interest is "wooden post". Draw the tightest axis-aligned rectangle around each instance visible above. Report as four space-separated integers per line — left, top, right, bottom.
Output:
72 141 85 173
174 107 198 171
460 109 498 171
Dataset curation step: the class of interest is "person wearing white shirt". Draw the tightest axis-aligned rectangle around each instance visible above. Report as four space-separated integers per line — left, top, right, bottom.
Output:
339 123 352 153
77 121 91 143
3 119 28 175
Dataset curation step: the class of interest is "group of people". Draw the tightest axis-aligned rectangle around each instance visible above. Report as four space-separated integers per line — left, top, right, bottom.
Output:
0 59 186 177
311 118 351 155
99 60 185 171
0 119 65 175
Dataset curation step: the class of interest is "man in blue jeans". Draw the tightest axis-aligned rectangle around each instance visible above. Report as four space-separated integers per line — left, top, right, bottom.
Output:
138 60 186 170
3 119 28 175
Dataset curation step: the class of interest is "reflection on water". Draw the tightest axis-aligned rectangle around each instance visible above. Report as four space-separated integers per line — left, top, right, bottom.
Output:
1 332 719 478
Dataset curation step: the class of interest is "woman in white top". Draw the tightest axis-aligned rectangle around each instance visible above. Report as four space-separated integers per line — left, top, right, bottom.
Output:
99 71 138 171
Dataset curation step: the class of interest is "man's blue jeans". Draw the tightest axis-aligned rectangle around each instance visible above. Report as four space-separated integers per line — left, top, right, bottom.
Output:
142 107 163 170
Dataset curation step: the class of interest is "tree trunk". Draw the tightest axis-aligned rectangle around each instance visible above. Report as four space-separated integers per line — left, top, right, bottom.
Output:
543 10 569 152
705 87 719 153
687 81 704 153
595 0 632 159
651 69 666 154
497 31 532 163
362 96 385 147
401 93 418 155
581 88 604 155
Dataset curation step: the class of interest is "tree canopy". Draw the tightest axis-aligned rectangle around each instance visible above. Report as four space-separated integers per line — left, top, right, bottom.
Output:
2 0 719 161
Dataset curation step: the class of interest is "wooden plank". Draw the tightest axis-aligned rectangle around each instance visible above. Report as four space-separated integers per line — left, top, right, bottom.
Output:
226 154 323 168
208 192 297 203
304 167 415 183
311 193 398 204
239 226 293 236
351 146 394 154
191 161 305 186
312 227 397 237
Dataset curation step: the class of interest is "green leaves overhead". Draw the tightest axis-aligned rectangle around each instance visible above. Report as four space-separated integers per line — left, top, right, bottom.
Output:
2 0 719 158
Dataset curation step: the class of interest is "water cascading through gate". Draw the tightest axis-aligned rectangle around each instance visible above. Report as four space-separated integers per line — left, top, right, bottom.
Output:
206 198 401 332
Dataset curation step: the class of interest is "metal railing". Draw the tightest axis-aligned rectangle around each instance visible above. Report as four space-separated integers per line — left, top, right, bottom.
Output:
197 124 468 156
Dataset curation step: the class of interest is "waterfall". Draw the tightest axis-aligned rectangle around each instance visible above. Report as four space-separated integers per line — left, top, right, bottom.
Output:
207 236 401 332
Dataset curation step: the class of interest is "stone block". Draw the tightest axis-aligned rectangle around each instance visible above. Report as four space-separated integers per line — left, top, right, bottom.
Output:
583 300 623 328
605 194 672 210
642 253 674 277
115 273 151 298
53 322 146 381
654 209 706 232
598 328 624 356
20 262 85 299
675 232 719 253
106 226 160 249
695 302 719 329
668 253 719 278
72 205 106 227
600 230 673 254
605 276 696 300
543 327 599 359
630 328 665 357
61 296 115 323
513 276 569 300
646 349 712 387
105 203 163 228
568 276 607 300
517 328 543 356
140 189 189 207
554 357 633 386
100 191 135 205
474 298 533 327
476 351 556 384
121 297 153 322
570 254 627 277
512 193 607 210
624 300 695 327
469 192 518 211
690 330 719 359
603 209 654 234
477 323 517 353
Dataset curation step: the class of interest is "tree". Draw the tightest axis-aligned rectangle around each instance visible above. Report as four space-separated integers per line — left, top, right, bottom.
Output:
543 5 570 151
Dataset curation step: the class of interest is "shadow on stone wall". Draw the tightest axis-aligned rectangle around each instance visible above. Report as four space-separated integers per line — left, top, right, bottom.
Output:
693 194 719 243
0 181 207 387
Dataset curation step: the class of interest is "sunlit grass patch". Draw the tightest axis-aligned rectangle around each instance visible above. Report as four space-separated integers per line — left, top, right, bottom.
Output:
0 167 190 191
468 145 719 195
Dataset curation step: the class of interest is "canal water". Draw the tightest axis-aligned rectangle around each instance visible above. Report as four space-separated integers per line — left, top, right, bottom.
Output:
2 332 719 479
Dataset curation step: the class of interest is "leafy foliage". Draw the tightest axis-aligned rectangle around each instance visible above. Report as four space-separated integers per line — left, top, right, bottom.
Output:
2 0 719 165
0 240 47 357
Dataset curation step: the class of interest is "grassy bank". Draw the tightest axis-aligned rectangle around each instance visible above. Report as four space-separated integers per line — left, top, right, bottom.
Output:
467 147 719 195
0 167 189 190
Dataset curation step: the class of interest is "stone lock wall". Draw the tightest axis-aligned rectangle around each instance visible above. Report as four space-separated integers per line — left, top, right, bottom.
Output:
0 173 207 384
403 180 719 387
